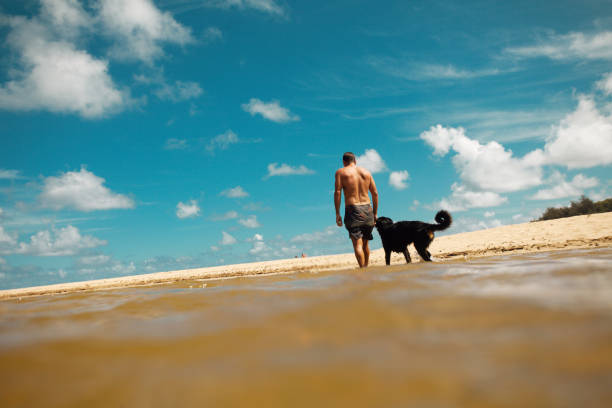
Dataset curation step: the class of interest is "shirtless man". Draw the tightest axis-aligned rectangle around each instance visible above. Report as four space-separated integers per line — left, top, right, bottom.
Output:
334 152 379 267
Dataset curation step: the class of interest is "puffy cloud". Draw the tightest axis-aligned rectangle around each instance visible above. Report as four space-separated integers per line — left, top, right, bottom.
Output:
10 225 106 256
40 0 91 36
221 186 249 198
356 149 388 173
597 72 612 95
530 172 599 200
436 183 508 212
484 211 495 218
207 129 239 152
389 170 409 190
249 233 268 255
238 215 260 228
506 30 612 60
176 200 200 218
39 168 134 211
266 163 315 177
0 16 127 118
98 0 194 64
242 98 300 123
543 96 612 168
220 231 237 245
420 125 544 193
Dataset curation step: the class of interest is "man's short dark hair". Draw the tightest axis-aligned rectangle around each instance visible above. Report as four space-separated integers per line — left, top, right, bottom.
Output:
343 152 356 163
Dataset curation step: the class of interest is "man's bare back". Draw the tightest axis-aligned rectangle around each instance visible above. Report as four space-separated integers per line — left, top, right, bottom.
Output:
335 165 378 214
334 152 379 268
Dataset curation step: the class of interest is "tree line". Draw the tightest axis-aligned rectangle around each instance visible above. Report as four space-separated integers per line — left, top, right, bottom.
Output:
536 196 612 221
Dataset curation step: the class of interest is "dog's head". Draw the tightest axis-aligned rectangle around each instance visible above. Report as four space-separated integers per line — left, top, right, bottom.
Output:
375 216 393 231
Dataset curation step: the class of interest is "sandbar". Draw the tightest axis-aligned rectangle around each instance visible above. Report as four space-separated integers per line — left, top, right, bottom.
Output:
1 212 610 300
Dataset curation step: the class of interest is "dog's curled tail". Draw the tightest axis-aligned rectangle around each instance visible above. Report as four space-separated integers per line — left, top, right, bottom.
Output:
433 210 452 231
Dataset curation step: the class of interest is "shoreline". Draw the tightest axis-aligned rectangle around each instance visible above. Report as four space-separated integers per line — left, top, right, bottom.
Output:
1 212 611 300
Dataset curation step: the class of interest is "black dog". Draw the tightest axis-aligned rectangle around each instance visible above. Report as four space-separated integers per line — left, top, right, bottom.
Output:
375 210 452 265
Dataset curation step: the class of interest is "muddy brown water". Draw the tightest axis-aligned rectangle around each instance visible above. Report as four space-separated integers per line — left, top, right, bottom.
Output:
1 248 611 407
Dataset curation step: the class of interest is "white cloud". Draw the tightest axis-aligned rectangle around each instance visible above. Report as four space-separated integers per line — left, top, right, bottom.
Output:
0 226 17 247
164 138 188 150
367 57 503 80
0 16 127 118
39 168 134 212
176 200 200 218
242 98 300 123
506 30 612 60
484 211 495 218
356 149 388 173
203 26 223 43
154 80 202 102
221 231 237 245
530 172 599 200
436 183 508 212
78 254 111 266
0 169 22 179
291 225 342 243
597 72 612 95
9 225 107 256
211 210 239 221
266 163 315 177
238 215 261 228
207 129 239 152
389 170 409 190
543 96 612 169
98 0 194 64
452 216 504 233
249 233 268 254
78 256 135 275
421 125 544 193
221 186 249 198
40 0 91 36
208 0 286 16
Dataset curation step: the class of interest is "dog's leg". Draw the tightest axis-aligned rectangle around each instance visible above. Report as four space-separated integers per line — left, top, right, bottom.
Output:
415 244 432 262
384 249 391 265
402 247 412 264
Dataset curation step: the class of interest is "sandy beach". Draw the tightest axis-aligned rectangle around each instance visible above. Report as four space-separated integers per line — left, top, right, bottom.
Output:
1 212 610 300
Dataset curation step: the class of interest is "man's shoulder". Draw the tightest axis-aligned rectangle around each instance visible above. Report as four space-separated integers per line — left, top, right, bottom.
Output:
356 166 372 177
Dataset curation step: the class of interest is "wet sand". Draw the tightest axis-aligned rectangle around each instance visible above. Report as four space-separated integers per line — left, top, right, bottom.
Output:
1 212 610 299
1 248 611 407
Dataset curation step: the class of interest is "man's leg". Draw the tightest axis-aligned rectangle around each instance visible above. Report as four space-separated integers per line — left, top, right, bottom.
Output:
362 239 370 267
351 236 365 267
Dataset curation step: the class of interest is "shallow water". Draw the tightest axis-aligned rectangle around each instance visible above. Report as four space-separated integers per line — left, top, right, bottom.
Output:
1 248 612 407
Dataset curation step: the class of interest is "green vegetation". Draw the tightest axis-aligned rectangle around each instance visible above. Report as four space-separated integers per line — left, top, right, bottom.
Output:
537 196 612 221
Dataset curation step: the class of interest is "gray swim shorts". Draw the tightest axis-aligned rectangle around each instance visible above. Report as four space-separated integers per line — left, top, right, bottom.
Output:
344 204 375 240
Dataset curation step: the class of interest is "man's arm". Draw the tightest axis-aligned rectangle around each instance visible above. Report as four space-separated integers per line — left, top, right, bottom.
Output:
369 173 378 219
334 170 343 226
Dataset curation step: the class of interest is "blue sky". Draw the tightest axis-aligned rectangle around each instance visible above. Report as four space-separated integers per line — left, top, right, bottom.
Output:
1 0 611 289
